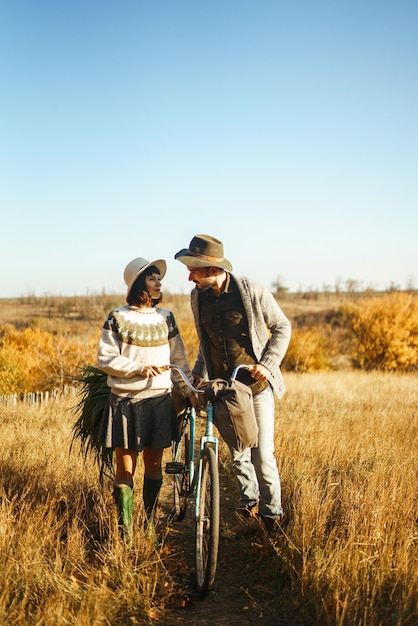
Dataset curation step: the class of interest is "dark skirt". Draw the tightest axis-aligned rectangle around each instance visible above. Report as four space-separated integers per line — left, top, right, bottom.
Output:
98 392 178 452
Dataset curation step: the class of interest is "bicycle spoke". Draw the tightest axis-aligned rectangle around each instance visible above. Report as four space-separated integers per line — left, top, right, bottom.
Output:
166 417 190 521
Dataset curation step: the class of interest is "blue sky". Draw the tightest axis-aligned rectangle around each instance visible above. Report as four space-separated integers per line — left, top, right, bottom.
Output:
1 0 417 298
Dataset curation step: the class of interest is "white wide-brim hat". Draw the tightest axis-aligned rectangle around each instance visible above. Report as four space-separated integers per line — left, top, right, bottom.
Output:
123 257 167 298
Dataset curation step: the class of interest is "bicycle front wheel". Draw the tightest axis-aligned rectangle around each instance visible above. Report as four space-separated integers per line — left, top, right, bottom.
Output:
195 445 220 597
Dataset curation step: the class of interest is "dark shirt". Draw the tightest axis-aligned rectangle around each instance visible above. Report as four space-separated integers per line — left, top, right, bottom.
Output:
198 274 268 395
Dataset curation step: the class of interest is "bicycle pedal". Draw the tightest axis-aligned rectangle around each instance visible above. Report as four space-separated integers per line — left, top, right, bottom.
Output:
165 462 185 474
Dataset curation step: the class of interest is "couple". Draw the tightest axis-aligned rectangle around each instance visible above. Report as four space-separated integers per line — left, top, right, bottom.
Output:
97 234 291 542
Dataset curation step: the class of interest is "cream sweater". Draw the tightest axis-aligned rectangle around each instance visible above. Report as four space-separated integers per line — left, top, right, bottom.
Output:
97 305 193 399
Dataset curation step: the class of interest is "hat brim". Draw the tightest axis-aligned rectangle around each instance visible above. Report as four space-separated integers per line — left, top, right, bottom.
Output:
175 250 232 272
126 259 167 297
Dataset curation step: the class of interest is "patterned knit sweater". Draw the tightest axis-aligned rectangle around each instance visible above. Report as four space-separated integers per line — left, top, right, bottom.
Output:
97 305 193 399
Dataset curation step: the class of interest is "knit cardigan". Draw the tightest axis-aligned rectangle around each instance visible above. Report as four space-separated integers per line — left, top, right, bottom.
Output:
190 274 291 399
97 305 193 399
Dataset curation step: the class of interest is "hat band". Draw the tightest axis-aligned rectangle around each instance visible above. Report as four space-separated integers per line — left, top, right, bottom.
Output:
188 249 224 263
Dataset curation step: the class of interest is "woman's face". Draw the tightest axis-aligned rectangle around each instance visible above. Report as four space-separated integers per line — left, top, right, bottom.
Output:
145 272 162 300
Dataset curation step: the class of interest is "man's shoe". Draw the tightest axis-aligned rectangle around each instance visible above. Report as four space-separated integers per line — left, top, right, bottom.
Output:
236 502 259 519
230 503 259 538
261 513 287 534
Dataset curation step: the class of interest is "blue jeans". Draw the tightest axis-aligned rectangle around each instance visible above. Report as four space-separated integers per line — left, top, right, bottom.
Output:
230 386 283 519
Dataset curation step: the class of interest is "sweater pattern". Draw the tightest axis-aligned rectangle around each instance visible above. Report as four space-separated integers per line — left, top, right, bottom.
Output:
104 309 169 348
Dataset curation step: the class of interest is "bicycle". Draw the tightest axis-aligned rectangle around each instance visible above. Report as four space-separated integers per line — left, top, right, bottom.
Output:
165 363 251 597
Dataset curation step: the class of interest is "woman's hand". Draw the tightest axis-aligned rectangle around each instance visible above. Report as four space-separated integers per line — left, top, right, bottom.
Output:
141 365 164 377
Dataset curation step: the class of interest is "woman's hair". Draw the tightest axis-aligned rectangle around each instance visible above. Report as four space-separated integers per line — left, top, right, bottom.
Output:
127 265 162 307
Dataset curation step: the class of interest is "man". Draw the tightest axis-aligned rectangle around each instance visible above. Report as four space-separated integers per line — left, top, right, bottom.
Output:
175 234 291 532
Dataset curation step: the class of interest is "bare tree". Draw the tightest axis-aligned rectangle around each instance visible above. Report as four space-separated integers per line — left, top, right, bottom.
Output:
272 275 289 295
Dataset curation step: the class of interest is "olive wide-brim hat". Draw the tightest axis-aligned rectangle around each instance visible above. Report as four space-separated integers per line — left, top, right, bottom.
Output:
123 257 167 298
174 234 233 272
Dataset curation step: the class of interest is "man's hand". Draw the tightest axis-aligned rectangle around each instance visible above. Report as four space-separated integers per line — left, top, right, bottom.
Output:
250 364 270 382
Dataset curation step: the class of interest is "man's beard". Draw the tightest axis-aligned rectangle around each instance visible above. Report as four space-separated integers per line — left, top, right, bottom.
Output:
195 278 215 292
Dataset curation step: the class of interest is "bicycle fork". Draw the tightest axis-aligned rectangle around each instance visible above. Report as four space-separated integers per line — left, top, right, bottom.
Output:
193 402 218 519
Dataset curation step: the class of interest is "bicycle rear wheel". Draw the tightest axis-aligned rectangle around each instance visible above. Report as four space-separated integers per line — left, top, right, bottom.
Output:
195 445 220 597
168 429 190 521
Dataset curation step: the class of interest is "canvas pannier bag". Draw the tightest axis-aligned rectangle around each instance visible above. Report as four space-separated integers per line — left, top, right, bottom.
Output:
200 378 258 452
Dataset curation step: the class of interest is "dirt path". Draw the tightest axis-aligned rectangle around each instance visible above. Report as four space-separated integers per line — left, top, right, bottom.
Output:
156 462 307 626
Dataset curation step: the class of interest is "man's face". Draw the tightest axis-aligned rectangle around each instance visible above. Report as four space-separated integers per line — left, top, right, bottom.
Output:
187 267 216 292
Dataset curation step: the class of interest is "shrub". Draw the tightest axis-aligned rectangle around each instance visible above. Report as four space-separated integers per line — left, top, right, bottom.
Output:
0 324 97 394
282 327 333 372
344 292 418 371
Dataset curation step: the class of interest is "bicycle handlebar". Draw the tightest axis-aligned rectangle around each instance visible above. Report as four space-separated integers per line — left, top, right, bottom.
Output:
168 364 205 394
229 363 254 381
168 363 254 394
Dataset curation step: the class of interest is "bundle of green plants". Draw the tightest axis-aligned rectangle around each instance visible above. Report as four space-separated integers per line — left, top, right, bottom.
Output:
71 365 114 479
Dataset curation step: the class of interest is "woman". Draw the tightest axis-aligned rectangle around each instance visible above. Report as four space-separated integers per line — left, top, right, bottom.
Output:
97 257 195 542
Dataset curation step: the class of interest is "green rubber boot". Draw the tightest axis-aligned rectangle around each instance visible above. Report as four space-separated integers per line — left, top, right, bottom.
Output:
113 484 134 544
143 476 162 526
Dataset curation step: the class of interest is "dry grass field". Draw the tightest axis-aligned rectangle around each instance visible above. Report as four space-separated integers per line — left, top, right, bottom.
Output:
0 370 416 625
